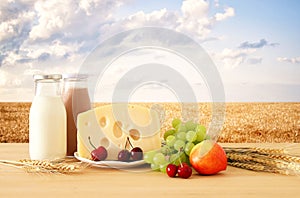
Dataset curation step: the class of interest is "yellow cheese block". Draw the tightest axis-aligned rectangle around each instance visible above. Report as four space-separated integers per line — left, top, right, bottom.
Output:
77 104 161 160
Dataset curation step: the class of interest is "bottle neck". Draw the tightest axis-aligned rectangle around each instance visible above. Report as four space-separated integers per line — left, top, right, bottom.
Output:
35 79 62 97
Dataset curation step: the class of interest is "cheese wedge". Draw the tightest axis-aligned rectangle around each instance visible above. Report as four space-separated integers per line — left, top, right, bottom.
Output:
77 104 161 160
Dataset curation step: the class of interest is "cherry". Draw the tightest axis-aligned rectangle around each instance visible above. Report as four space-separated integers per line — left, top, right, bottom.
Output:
117 137 144 162
177 164 192 179
91 146 108 161
88 136 107 161
181 162 189 167
130 147 143 161
118 149 131 162
166 164 178 178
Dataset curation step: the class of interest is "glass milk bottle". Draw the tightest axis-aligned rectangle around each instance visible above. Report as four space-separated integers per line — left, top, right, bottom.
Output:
62 74 91 156
29 74 67 160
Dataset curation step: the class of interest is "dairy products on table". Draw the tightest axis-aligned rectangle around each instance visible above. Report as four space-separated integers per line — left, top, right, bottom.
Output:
63 87 91 156
77 104 161 160
30 96 66 160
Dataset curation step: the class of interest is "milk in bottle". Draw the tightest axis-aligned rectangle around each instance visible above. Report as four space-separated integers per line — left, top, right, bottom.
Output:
29 74 67 160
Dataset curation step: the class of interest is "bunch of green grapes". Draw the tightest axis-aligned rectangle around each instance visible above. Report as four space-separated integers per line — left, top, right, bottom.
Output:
144 119 207 173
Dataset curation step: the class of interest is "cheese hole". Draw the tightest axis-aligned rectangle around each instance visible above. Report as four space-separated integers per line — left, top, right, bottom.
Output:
100 137 109 148
113 121 123 138
84 122 90 126
129 129 140 141
99 117 107 128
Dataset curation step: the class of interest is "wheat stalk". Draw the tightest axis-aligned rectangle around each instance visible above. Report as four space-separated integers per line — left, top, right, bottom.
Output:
228 162 265 171
223 147 285 155
225 146 300 176
0 158 87 174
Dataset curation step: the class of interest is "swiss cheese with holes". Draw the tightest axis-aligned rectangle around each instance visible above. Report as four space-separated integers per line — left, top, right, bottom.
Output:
77 104 161 160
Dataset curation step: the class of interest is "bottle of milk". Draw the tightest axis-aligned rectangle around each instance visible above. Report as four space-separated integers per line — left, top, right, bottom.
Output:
29 74 67 160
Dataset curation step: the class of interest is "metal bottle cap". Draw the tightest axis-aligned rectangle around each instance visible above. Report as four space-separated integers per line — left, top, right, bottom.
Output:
62 73 88 81
33 74 62 81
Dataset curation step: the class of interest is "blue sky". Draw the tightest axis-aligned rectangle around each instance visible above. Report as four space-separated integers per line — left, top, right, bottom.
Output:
0 0 299 102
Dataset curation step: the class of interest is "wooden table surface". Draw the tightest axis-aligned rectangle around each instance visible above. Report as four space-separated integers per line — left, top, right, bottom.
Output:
0 143 299 198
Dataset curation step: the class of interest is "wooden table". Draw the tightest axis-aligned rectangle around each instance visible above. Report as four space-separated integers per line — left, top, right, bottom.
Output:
0 143 299 198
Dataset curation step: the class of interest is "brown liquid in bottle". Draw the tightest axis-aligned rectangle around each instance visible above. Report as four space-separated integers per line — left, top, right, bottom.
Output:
63 86 91 156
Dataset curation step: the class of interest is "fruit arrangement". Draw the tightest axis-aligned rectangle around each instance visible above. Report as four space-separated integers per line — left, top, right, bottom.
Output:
144 119 227 179
87 118 227 179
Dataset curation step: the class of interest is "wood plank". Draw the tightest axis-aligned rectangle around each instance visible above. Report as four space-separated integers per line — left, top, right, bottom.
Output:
0 143 300 198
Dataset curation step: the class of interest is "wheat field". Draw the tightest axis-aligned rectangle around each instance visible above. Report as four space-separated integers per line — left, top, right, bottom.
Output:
0 102 299 143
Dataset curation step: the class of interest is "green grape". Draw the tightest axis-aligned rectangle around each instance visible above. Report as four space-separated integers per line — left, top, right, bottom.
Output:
185 120 197 131
172 118 181 128
166 135 176 147
176 123 187 132
161 145 171 155
160 164 168 173
174 139 185 151
151 163 160 171
186 130 197 142
153 153 167 165
195 125 206 142
169 153 180 166
163 129 176 140
176 132 186 141
144 150 157 164
184 142 195 156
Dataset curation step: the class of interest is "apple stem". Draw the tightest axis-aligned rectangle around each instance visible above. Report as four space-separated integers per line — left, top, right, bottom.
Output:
88 136 96 150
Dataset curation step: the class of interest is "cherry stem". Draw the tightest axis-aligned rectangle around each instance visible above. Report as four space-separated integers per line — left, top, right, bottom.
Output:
124 137 128 149
88 136 96 150
127 137 134 149
179 148 183 167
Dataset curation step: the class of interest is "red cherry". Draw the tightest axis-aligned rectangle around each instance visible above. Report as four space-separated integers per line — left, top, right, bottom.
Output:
180 162 189 167
178 164 192 179
130 147 143 161
118 149 131 162
166 164 178 178
91 146 107 161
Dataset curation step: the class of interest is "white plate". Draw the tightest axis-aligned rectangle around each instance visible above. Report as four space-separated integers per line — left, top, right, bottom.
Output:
74 152 146 169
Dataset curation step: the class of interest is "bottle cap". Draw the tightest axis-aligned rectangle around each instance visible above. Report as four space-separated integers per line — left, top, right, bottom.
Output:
62 73 89 81
33 74 62 81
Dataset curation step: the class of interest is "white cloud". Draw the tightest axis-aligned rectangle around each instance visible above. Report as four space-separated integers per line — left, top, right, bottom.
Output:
181 0 209 19
1 0 235 69
29 0 81 40
29 0 126 41
277 57 300 64
79 0 98 16
215 38 279 68
0 0 126 68
100 0 234 42
214 7 234 21
239 39 279 49
215 48 256 69
0 2 35 42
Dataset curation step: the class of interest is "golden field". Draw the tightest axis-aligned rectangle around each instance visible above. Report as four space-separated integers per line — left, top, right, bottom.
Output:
0 102 299 143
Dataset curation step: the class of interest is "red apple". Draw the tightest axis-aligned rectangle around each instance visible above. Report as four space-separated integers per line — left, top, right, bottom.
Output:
189 140 227 175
